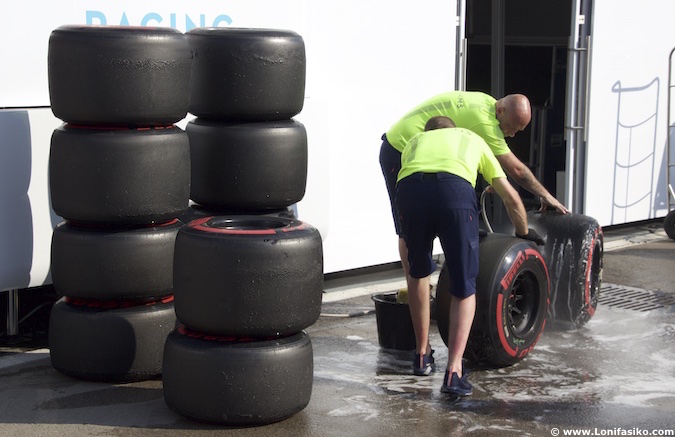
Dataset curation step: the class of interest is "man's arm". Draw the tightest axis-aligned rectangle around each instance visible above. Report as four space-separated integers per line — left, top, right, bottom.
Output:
496 152 570 214
490 176 529 236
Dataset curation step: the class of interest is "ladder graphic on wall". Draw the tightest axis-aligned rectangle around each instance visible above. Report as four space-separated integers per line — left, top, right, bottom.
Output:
610 78 659 224
667 47 675 215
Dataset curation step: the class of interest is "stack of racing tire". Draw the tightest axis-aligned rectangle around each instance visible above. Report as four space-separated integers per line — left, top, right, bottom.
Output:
162 28 324 425
47 26 192 382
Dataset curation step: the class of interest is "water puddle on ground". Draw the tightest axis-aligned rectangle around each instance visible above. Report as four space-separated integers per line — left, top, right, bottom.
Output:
312 305 675 424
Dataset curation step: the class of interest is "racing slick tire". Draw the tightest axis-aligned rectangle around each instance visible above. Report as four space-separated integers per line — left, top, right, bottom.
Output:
48 25 190 126
526 211 603 328
49 124 190 224
173 216 323 336
187 28 306 121
665 209 675 240
50 220 182 300
186 118 307 212
162 327 313 425
436 234 550 367
48 296 176 382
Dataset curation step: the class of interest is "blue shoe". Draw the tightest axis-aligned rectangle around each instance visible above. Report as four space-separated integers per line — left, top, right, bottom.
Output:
440 370 473 396
412 350 435 376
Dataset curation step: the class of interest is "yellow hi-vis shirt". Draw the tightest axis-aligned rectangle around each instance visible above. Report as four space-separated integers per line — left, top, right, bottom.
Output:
397 127 506 187
386 91 510 156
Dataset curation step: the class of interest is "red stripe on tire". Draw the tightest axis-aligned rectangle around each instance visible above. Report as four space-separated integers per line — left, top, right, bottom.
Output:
191 226 276 235
186 216 307 235
496 293 518 357
176 325 281 342
525 247 550 297
583 228 602 317
281 222 308 232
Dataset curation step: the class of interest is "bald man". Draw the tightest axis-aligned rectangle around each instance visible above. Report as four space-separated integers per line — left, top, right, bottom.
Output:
379 91 568 279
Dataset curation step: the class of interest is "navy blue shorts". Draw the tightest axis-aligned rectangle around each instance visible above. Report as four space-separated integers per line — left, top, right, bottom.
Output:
395 172 479 298
378 134 403 235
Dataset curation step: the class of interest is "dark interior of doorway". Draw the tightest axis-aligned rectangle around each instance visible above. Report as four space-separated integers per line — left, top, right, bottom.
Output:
465 0 572 207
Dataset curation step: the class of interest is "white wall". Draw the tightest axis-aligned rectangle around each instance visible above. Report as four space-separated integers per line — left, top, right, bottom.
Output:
0 1 306 107
584 0 675 226
297 1 457 272
1 0 458 291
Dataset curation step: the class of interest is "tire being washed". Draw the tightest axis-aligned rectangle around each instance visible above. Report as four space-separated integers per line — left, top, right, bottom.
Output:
436 234 550 367
526 211 603 328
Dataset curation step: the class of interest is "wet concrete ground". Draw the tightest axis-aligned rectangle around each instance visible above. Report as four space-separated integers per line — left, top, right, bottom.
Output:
0 222 674 436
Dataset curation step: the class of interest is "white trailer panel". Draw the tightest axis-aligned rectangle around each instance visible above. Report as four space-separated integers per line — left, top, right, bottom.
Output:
1 0 458 293
583 0 675 225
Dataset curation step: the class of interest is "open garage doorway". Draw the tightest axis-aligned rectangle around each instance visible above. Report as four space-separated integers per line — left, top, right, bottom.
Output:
463 0 591 216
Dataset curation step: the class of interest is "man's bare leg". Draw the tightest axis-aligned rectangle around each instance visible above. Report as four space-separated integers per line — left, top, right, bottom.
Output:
398 237 410 278
447 294 476 377
407 275 431 356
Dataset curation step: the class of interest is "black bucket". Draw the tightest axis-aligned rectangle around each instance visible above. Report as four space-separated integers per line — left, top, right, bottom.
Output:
371 292 416 351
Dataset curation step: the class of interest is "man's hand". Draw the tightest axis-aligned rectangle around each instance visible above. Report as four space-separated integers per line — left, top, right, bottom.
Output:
539 195 570 214
516 229 545 245
496 152 570 215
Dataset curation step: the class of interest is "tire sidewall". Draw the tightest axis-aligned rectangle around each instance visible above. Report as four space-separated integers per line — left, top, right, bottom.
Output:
187 28 306 120
665 210 675 239
477 237 549 365
162 328 313 425
49 125 190 224
50 220 181 299
527 211 603 328
173 216 323 336
436 234 551 367
48 25 190 125
49 296 176 382
186 119 307 211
